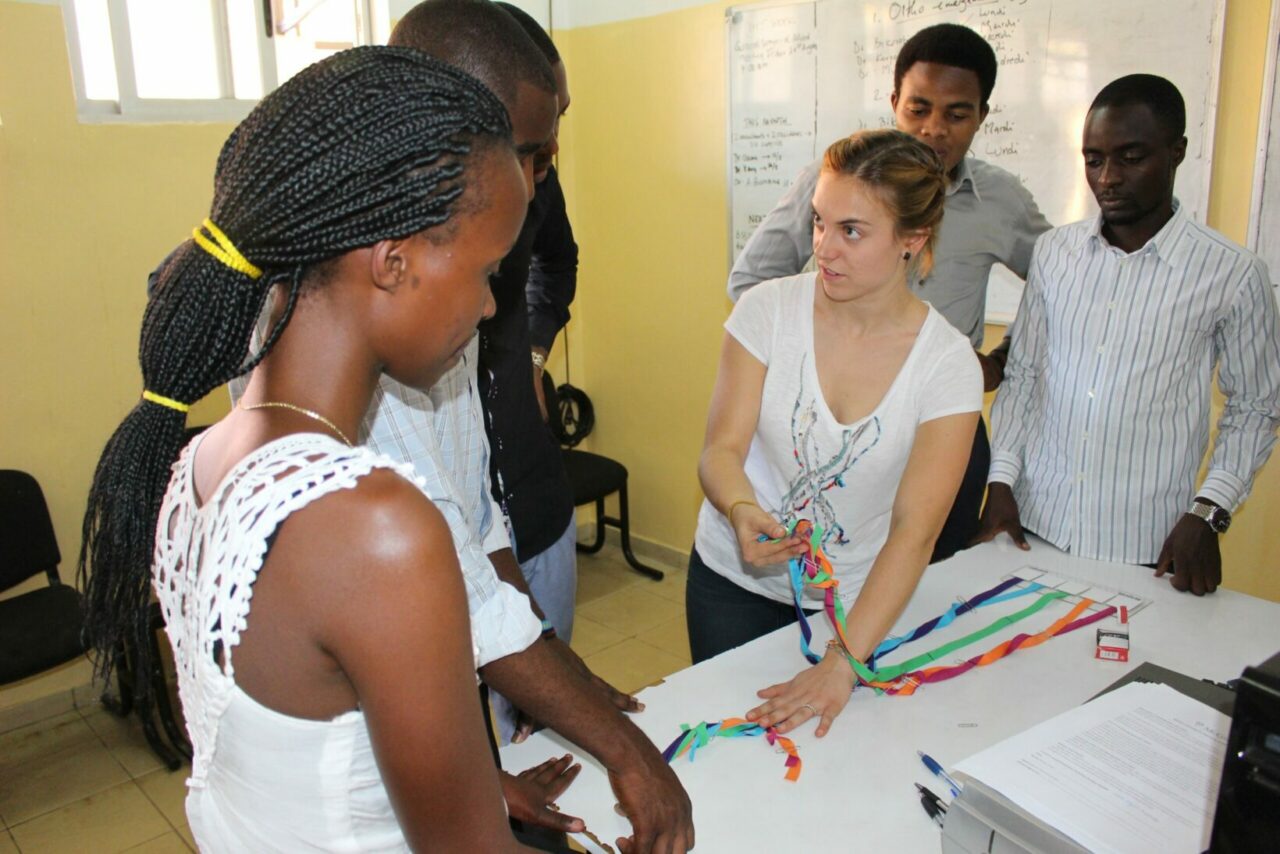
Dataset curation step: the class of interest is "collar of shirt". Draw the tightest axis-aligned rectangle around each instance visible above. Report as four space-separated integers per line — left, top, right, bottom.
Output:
1083 198 1193 269
946 156 981 201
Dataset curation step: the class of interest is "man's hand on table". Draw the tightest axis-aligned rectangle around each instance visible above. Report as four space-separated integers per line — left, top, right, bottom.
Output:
481 632 695 853
1154 514 1222 596
746 654 856 738
501 756 584 833
971 482 1029 550
609 755 695 854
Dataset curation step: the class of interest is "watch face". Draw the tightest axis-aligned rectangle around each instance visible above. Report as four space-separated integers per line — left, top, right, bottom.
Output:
1210 509 1231 533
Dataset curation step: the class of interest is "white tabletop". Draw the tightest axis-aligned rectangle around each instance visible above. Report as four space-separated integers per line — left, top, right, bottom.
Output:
499 538 1280 853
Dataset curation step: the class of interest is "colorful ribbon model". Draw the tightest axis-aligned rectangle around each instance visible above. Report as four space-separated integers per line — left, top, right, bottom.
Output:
865 576 1045 669
661 718 802 782
784 519 1118 694
875 600 1118 695
659 524 1120 783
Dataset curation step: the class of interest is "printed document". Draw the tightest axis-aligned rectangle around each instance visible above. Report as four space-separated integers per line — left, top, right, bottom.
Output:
954 682 1230 853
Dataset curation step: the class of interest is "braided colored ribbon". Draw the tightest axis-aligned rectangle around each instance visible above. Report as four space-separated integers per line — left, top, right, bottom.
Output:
659 523 1118 782
661 718 802 782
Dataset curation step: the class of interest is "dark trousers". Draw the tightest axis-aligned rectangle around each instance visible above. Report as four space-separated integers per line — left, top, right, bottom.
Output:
686 548 818 664
930 416 990 564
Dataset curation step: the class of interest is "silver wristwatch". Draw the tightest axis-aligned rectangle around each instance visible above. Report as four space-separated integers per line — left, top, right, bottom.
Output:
1189 500 1231 534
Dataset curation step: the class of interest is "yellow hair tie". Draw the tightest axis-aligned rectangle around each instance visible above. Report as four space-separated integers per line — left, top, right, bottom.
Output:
191 218 263 280
141 390 191 413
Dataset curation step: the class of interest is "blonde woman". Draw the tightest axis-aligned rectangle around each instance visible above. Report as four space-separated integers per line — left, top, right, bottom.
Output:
689 130 983 736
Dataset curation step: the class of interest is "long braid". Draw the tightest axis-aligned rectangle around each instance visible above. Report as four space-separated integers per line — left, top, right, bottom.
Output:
79 46 512 714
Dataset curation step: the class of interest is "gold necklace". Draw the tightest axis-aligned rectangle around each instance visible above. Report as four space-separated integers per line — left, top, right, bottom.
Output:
240 400 354 447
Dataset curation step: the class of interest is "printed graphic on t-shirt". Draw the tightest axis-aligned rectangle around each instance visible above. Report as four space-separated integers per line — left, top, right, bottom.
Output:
776 359 881 549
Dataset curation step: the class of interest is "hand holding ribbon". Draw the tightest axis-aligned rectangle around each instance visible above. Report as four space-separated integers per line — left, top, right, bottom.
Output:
732 503 805 566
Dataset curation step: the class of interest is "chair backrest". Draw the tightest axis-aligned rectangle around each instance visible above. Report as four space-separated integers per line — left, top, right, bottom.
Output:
0 469 62 591
541 370 595 448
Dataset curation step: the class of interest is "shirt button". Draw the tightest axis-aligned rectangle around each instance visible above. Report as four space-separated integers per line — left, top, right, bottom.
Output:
1077 473 1086 481
1107 302 1116 310
1087 390 1095 398
1096 345 1105 354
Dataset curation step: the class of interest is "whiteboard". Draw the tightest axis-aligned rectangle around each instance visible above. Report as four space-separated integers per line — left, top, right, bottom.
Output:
727 0 1225 323
1249 0 1280 294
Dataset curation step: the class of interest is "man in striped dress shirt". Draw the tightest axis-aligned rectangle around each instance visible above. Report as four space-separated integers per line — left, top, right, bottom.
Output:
978 75 1280 596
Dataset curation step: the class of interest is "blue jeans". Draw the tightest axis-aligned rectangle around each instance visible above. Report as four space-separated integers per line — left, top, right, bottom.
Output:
491 512 578 744
685 547 816 664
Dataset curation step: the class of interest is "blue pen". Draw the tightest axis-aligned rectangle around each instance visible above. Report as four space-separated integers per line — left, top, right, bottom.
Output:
918 751 961 797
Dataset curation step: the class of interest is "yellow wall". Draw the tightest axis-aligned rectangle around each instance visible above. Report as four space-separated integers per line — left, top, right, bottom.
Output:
554 0 1280 600
0 0 232 709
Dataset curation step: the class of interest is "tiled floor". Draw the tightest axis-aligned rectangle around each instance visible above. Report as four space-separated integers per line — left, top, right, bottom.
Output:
0 544 691 852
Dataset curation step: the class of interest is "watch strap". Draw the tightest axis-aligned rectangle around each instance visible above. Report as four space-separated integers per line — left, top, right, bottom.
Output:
1190 500 1230 533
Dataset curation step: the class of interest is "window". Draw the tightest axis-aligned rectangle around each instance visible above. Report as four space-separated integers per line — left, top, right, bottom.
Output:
63 1 389 122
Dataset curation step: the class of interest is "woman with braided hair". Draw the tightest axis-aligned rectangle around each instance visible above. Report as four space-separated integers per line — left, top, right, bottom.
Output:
78 46 549 850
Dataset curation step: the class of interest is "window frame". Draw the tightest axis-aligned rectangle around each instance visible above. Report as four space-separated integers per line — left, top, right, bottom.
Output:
62 0 379 124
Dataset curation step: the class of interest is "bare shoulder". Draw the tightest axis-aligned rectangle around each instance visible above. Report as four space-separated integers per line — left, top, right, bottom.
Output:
274 466 459 602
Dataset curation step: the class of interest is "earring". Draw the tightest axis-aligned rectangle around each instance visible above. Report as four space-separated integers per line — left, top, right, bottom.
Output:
902 251 912 261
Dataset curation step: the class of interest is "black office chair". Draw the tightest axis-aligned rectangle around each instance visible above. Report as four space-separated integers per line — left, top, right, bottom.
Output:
543 373 664 580
0 470 87 688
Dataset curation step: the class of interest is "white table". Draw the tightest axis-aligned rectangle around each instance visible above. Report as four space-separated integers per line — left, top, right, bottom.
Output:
499 538 1280 853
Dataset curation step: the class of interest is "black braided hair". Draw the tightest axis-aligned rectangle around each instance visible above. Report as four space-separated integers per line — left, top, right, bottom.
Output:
78 46 512 714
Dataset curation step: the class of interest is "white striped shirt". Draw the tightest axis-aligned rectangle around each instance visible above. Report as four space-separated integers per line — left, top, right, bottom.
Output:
361 337 540 667
990 203 1280 564
229 337 541 669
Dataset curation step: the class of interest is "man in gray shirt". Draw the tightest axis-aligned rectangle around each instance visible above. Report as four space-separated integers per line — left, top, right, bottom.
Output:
728 23 1050 561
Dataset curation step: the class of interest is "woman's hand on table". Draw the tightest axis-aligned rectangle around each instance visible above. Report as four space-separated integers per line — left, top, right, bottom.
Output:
500 755 585 833
732 505 805 566
746 655 856 738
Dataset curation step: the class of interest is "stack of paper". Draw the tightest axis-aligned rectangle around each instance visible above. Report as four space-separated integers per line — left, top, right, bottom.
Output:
953 682 1231 854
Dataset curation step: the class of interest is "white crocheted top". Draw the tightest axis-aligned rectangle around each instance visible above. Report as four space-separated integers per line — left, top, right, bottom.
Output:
153 432 431 852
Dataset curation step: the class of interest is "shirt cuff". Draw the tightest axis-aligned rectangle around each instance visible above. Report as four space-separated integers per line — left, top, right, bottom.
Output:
987 452 1022 487
471 581 541 669
1197 470 1247 514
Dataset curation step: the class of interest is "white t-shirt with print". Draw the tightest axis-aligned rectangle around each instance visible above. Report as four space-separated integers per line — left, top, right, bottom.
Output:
694 272 983 609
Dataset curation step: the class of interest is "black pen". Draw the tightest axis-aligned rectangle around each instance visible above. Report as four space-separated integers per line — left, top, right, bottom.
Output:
915 783 947 827
915 782 949 810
